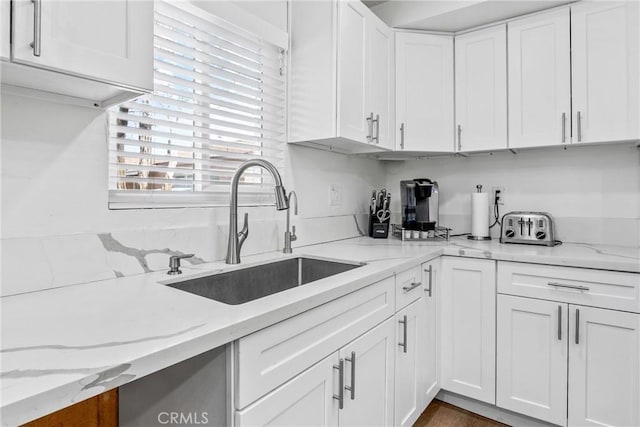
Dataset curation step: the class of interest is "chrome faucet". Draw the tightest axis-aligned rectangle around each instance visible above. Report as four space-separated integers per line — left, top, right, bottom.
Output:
226 159 288 264
283 191 298 253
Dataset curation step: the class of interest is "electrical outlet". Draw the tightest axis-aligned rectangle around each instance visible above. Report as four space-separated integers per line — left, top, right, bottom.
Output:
329 184 342 207
492 186 505 206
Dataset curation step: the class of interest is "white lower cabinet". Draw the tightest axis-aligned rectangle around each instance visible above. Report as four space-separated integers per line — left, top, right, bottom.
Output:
236 353 340 427
236 318 395 427
497 261 640 427
419 259 440 408
394 300 423 427
339 318 395 427
568 305 640 427
496 295 568 426
440 257 496 404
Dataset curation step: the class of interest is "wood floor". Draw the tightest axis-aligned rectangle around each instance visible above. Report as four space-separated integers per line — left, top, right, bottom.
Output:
413 400 508 427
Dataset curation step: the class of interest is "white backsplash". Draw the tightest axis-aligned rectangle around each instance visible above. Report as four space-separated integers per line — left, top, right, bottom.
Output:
0 94 383 296
385 143 640 246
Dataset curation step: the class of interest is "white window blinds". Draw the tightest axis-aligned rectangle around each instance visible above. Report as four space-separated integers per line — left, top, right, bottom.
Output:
108 1 286 208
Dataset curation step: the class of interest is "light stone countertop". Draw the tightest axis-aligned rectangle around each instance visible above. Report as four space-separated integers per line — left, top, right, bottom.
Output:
1 236 638 426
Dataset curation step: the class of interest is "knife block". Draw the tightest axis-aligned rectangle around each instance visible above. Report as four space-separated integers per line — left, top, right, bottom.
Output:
369 214 389 238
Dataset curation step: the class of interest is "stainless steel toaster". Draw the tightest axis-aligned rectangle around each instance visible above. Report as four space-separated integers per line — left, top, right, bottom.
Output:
500 212 559 246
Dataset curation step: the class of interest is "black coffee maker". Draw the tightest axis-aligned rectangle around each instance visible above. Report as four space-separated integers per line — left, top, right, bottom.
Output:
400 179 439 231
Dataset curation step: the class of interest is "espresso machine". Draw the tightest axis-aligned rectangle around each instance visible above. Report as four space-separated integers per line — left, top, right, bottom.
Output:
400 179 439 231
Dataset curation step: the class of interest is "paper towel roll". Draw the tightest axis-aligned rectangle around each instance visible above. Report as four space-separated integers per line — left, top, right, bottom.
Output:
471 192 490 238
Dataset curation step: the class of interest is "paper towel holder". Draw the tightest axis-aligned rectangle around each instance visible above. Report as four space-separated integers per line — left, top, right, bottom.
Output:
468 184 492 241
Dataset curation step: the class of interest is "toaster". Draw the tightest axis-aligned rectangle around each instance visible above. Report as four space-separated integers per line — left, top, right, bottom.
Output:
500 212 559 246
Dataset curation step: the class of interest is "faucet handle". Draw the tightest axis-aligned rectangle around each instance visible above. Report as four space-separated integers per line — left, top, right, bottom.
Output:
168 254 194 275
238 212 249 251
291 225 297 241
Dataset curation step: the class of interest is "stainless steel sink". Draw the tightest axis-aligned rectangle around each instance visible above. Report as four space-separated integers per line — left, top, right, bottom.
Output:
165 257 363 305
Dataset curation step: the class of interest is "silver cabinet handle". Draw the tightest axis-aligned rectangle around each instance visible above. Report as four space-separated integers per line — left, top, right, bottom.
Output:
400 123 405 149
366 113 374 142
424 265 433 297
562 112 566 143
376 114 380 144
30 0 42 57
371 114 380 144
577 111 582 142
557 305 562 340
548 282 590 292
398 315 408 353
575 309 580 345
402 281 421 293
345 351 356 400
457 125 462 151
333 359 344 409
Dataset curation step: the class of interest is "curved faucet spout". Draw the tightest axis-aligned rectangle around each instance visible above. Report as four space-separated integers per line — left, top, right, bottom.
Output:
226 159 288 264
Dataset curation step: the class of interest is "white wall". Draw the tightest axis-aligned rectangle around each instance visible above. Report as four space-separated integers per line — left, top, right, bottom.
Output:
385 144 640 246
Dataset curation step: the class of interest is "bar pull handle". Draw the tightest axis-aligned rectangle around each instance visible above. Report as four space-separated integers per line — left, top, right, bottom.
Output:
398 315 408 353
30 0 42 57
333 359 344 409
345 351 356 400
372 114 380 144
548 282 590 292
575 309 580 345
577 111 582 142
557 305 562 340
562 112 566 143
402 281 421 293
400 123 405 149
424 265 433 297
457 125 462 151
366 113 374 142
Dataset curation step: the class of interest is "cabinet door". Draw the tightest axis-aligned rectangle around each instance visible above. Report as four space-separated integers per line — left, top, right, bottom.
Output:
340 318 395 427
496 295 568 426
568 306 640 427
440 257 496 404
395 32 454 152
571 1 640 144
395 300 423 427
1 0 9 61
236 352 340 427
419 259 440 408
337 1 369 144
12 0 153 91
508 7 571 148
455 25 507 152
368 18 394 150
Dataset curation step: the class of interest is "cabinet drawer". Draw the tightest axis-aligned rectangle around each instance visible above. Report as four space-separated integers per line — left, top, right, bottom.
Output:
396 265 423 310
235 276 395 409
498 261 640 313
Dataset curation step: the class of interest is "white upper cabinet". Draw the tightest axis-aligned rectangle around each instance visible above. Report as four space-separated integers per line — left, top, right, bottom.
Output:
455 24 507 152
395 32 454 152
338 1 369 144
5 0 153 106
508 7 571 148
1 0 9 61
571 1 640 144
368 19 394 150
289 0 393 153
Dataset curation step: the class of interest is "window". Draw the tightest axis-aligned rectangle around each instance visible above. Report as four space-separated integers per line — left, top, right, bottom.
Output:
108 1 286 208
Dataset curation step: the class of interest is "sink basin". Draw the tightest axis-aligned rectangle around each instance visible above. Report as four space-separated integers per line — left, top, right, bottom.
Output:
166 256 363 305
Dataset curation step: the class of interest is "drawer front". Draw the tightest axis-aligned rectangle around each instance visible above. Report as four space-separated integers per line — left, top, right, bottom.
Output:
396 265 423 311
235 276 395 409
498 261 640 313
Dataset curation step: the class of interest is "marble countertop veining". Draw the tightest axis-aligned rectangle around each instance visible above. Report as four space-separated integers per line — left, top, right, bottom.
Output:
1 237 638 426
